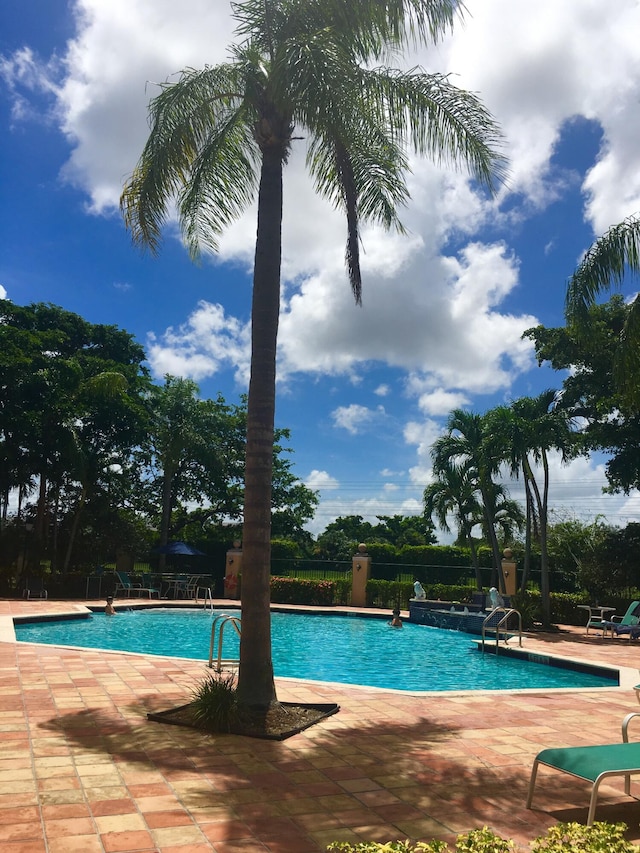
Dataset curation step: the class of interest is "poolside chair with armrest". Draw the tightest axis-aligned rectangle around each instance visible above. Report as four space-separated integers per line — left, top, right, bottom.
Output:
22 576 48 600
527 712 640 825
602 600 640 640
114 571 159 599
141 573 162 598
601 601 640 640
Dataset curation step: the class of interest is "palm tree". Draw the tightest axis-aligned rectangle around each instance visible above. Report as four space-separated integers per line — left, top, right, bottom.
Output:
424 462 485 589
489 391 574 628
121 0 505 710
432 409 508 591
566 213 640 404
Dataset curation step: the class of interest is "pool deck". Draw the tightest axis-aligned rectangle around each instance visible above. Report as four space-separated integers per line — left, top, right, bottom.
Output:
3 599 640 852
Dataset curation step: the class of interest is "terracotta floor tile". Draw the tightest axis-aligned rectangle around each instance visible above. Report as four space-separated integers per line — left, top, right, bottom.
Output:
144 809 194 828
100 829 157 852
0 842 48 853
0 822 44 843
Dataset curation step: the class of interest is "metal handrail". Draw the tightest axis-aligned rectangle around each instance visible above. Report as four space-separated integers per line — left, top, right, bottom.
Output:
481 607 522 654
208 613 241 671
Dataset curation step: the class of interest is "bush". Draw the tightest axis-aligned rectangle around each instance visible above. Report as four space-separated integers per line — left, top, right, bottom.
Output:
270 538 303 559
327 822 640 852
189 672 237 732
365 580 478 610
270 576 335 605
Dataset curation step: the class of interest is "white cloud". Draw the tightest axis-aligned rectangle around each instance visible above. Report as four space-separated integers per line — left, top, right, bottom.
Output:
0 284 7 299
331 404 386 436
305 470 339 491
416 388 470 417
146 300 250 383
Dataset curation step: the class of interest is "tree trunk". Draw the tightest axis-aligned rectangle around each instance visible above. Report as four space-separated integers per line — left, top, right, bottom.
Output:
158 468 175 573
524 455 552 628
520 479 533 592
539 450 551 628
482 487 506 592
463 522 483 590
63 483 87 573
236 147 283 709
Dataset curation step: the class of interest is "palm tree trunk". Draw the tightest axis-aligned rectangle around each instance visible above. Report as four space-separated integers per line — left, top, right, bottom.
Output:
524 456 552 628
539 450 552 628
236 147 283 709
463 522 483 590
520 479 533 592
63 484 86 573
158 468 175 573
481 488 506 592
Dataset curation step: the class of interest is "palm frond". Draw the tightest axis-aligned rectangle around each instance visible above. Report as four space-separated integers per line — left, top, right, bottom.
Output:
614 294 640 406
359 67 507 194
179 112 258 258
566 213 640 327
121 64 255 255
234 0 462 59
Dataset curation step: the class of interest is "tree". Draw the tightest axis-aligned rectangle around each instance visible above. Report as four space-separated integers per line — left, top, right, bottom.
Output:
121 0 505 709
135 380 318 545
489 392 574 627
431 409 508 591
565 213 640 405
525 296 640 494
424 462 484 589
0 301 150 571
371 514 436 546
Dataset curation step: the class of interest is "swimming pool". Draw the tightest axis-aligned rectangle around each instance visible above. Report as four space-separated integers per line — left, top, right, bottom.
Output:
15 608 617 693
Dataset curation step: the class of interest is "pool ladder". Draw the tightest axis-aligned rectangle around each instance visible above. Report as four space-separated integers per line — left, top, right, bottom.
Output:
481 607 522 654
208 613 241 672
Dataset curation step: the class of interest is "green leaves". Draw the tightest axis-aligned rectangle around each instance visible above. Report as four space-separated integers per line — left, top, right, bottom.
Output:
122 0 506 295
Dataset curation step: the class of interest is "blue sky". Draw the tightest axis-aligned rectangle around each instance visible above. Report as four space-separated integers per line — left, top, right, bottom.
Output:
2 0 640 539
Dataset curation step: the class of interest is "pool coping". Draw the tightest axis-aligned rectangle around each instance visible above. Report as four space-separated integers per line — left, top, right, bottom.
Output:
5 601 639 697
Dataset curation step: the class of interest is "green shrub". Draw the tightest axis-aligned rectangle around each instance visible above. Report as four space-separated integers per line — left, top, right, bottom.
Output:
189 672 237 732
270 576 335 605
332 577 351 605
327 822 640 852
532 821 639 852
270 538 303 559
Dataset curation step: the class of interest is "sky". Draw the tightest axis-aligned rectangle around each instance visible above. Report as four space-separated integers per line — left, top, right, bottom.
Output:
2 0 640 540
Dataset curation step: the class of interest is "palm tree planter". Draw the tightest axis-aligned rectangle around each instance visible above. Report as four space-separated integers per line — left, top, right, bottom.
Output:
121 0 505 713
147 699 340 740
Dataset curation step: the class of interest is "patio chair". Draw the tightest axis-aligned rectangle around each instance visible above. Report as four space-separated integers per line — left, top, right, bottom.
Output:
114 571 159 599
602 601 640 640
527 712 640 825
141 573 163 598
22 576 48 600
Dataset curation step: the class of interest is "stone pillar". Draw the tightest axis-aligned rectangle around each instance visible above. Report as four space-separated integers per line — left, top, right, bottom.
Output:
351 543 371 607
224 540 242 599
501 548 517 597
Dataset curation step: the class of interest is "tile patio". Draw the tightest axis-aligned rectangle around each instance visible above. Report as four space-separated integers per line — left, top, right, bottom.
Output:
2 598 640 852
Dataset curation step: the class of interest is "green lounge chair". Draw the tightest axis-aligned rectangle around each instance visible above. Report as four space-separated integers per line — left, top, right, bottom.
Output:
602 600 640 639
527 712 640 824
115 571 159 599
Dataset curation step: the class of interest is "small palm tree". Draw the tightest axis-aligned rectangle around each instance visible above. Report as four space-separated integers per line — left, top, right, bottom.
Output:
432 409 508 591
121 0 506 710
489 391 574 628
424 462 485 590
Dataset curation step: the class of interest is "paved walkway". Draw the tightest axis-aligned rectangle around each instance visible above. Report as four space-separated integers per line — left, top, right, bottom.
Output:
2 599 640 852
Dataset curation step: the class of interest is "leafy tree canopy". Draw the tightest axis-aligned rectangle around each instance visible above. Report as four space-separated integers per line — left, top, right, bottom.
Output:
525 295 640 493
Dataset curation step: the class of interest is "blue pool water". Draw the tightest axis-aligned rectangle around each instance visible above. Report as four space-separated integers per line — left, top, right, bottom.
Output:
15 608 615 692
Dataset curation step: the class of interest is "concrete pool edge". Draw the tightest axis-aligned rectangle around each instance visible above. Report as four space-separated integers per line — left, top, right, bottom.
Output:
5 600 639 698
